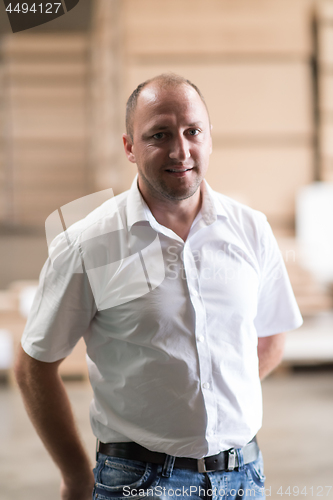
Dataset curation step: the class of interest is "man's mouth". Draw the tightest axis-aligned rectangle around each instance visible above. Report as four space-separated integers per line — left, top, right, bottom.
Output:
165 167 193 173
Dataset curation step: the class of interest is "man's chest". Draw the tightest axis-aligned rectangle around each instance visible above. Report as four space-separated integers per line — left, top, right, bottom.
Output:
91 227 261 349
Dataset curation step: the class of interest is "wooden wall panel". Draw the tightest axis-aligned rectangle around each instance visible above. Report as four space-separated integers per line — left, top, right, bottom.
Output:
12 143 86 171
124 0 312 57
317 0 333 182
320 119 333 181
1 33 90 227
127 63 313 137
317 0 333 21
6 62 86 80
320 122 333 157
318 25 333 67
206 146 314 226
90 0 132 194
11 107 87 139
321 163 333 182
319 75 333 112
0 62 5 222
1 34 88 58
16 166 86 186
9 86 87 103
13 188 87 226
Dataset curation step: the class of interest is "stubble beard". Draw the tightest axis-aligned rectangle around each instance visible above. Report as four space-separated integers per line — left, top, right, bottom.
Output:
139 168 203 203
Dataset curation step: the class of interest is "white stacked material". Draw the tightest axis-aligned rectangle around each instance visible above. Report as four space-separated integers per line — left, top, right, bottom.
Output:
284 312 333 364
0 329 13 369
296 182 333 283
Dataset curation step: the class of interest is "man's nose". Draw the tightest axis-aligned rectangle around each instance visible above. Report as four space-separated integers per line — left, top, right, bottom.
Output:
169 134 190 161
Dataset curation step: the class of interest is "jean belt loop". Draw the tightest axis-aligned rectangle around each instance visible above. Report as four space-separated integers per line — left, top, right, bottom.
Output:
235 448 244 471
162 454 176 478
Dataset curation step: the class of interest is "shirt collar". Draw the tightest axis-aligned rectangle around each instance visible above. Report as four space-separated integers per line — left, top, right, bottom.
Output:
126 174 228 230
199 180 228 225
126 175 150 229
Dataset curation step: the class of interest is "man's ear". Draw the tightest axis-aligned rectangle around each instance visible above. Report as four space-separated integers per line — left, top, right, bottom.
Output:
122 134 136 163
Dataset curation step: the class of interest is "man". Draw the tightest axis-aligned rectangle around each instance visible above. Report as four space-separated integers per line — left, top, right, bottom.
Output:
15 73 303 500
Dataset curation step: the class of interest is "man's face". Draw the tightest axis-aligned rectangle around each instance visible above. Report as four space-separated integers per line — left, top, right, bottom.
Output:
123 83 212 203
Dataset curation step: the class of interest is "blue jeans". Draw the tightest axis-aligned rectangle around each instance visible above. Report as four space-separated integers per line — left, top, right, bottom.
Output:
93 449 266 500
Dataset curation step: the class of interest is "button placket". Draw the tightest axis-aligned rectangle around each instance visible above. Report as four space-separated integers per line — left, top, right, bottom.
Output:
182 241 217 442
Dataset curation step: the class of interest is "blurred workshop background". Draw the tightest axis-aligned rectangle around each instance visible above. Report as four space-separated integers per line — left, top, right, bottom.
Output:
0 0 333 499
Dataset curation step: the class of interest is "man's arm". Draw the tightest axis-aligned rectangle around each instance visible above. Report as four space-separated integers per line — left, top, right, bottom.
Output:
257 332 286 380
14 346 95 500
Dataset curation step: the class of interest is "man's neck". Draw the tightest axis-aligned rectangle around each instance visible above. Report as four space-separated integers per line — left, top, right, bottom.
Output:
138 182 202 242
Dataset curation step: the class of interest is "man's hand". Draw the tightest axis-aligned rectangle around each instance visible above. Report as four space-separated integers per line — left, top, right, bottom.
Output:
257 332 286 380
60 476 95 500
15 347 94 497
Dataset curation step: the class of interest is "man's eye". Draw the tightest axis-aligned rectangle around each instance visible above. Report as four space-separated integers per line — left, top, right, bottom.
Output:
152 133 165 140
188 129 200 136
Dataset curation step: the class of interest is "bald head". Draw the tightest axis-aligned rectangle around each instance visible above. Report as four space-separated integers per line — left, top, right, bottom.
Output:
126 73 210 140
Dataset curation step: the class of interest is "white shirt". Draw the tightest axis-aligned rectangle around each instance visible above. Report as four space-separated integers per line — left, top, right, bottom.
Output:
22 176 303 459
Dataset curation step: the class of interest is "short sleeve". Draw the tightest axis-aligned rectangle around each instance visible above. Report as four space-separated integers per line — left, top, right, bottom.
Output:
21 233 97 362
254 219 303 337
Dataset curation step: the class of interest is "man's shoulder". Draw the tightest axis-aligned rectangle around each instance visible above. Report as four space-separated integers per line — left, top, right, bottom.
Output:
47 189 132 259
64 189 131 241
210 188 275 262
211 187 267 229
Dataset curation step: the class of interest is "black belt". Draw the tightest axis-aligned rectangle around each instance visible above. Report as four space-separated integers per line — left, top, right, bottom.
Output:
97 437 259 473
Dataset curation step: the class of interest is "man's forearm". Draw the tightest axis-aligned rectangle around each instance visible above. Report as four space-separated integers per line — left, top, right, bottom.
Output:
15 347 94 499
257 332 286 380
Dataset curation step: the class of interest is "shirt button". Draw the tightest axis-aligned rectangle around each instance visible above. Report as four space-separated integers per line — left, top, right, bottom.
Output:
192 289 198 297
198 335 205 343
202 382 210 390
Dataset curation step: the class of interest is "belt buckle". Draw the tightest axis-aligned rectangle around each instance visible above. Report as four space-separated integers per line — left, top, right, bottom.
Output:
197 458 214 473
227 449 236 471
